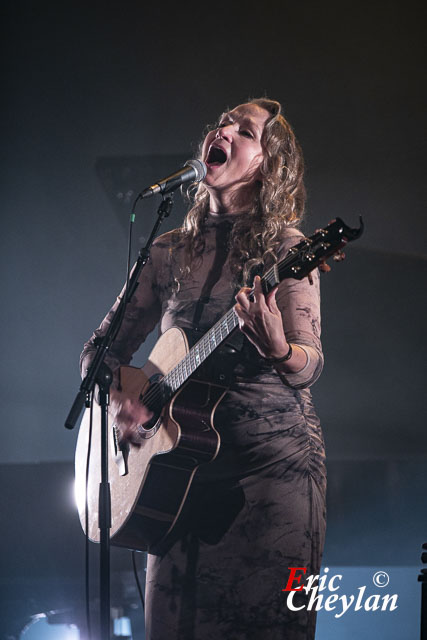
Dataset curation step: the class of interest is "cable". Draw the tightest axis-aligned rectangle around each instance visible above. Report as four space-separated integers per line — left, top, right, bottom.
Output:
84 391 94 640
111 195 141 345
132 550 146 613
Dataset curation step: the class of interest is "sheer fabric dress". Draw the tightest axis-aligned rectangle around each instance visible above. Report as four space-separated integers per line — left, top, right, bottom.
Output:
81 212 327 640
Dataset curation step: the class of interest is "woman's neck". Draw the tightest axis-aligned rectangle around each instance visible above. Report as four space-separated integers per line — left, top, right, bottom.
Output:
207 184 257 215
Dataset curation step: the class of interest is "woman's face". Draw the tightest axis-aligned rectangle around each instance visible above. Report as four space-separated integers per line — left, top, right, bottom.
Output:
201 103 269 196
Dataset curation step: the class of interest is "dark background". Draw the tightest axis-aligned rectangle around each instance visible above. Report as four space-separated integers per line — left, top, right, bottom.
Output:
1 1 426 638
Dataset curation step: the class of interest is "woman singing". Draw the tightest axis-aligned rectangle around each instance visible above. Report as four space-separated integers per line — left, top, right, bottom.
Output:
81 98 327 639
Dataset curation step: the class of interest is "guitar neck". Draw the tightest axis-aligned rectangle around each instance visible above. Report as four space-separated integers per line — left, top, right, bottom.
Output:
161 307 240 401
148 216 364 410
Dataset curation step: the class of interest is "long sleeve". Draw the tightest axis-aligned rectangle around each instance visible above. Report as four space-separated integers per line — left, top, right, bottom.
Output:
274 229 324 389
79 244 164 378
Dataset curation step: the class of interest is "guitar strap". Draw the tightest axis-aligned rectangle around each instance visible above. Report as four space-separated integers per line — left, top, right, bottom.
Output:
188 227 265 386
191 220 234 331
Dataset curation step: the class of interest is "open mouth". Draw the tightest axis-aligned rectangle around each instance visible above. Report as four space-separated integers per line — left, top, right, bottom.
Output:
206 145 227 166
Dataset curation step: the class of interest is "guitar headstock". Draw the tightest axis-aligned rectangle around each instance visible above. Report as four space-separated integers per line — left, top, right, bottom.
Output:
277 216 364 281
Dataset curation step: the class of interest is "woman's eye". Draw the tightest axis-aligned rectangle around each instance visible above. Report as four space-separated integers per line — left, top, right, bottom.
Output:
240 129 254 138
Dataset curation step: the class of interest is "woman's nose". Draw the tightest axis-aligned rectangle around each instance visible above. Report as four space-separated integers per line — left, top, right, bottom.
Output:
216 125 233 143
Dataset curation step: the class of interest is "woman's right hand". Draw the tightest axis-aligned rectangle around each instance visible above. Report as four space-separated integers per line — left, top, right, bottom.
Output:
110 387 154 446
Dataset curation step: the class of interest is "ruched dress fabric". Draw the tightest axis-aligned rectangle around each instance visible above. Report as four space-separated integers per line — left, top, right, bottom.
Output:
81 212 327 640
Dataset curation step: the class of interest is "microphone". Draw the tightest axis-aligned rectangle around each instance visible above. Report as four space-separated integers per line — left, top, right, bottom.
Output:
141 159 207 199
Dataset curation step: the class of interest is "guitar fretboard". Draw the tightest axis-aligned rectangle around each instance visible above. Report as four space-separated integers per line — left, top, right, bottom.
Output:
162 307 239 399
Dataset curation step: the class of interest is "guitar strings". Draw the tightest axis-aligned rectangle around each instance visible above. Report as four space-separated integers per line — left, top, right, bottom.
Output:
140 305 241 410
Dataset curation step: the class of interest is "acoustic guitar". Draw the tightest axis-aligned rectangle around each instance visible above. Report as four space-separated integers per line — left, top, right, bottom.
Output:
75 217 363 553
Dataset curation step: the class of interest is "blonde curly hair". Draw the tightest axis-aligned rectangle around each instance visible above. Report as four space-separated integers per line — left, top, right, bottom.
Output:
178 98 306 285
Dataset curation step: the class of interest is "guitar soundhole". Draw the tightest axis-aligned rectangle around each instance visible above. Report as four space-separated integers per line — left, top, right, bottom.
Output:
137 414 161 439
137 376 164 439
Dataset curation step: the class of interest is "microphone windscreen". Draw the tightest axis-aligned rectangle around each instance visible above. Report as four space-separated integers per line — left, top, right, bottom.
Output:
185 159 207 182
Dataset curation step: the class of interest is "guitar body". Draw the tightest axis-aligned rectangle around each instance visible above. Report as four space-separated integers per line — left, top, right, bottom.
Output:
75 327 225 553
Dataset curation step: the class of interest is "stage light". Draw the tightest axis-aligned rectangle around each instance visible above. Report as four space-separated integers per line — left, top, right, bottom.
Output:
20 615 80 639
74 473 86 514
113 615 132 638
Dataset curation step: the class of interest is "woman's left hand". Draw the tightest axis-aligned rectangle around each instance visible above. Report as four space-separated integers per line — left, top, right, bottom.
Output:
234 275 289 359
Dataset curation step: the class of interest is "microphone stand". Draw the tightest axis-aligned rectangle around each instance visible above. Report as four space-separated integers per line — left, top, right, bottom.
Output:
65 195 174 639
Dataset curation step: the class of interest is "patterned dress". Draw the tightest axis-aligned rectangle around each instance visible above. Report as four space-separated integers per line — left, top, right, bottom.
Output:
81 211 327 640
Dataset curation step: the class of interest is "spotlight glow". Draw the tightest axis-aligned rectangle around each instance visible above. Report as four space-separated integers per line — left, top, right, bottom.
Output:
20 617 80 639
74 475 86 514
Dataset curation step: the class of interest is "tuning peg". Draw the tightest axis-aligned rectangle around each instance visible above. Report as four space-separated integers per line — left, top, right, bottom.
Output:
332 250 346 262
318 261 332 273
